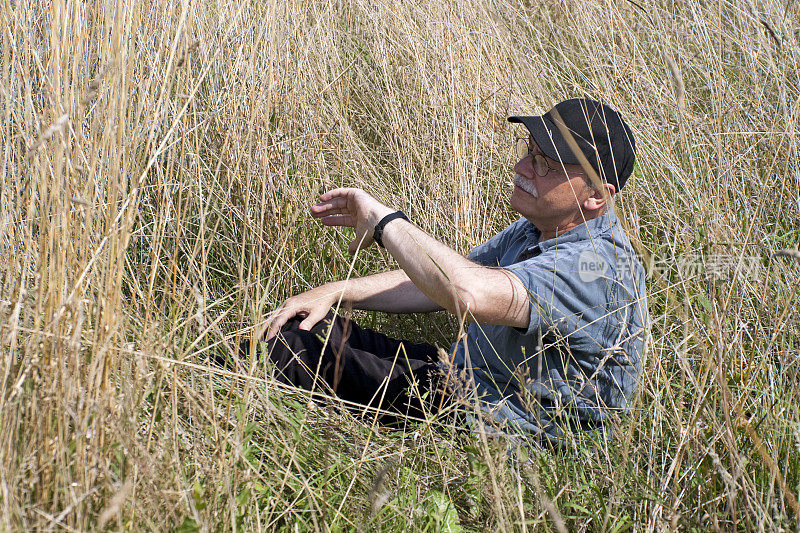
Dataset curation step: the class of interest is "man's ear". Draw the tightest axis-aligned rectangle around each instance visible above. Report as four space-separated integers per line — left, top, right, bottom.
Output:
583 183 616 211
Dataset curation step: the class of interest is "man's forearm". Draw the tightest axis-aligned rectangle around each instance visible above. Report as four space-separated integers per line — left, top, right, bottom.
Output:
330 269 443 314
379 218 529 327
379 220 480 314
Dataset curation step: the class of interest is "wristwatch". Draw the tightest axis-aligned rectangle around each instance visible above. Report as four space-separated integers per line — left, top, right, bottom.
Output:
373 211 410 248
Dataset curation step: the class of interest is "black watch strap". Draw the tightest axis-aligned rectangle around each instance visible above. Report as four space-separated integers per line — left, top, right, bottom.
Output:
373 211 410 248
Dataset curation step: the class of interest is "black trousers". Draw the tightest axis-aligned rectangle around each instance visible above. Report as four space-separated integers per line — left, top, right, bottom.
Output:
236 312 448 422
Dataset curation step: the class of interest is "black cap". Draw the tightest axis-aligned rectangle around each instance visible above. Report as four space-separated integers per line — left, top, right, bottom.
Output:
509 98 636 191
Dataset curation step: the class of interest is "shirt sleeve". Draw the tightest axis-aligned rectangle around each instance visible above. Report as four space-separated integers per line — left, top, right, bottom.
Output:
468 219 526 266
505 246 609 338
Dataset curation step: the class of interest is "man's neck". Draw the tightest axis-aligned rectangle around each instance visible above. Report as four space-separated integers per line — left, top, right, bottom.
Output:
537 223 578 242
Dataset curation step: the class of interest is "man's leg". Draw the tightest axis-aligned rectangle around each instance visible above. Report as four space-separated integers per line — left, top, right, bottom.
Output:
239 312 447 420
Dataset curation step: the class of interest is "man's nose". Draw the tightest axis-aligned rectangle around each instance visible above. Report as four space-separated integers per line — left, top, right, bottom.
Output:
514 155 533 177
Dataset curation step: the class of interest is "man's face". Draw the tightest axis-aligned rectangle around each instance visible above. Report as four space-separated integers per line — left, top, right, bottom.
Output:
509 136 597 225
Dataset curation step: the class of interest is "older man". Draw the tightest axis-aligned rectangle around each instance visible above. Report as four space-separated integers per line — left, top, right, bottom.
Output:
241 98 648 442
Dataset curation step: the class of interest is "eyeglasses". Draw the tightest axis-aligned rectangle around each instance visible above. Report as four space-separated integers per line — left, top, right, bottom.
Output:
515 137 585 178
515 137 558 177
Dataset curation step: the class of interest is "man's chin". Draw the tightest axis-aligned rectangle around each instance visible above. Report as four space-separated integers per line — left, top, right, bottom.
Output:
509 189 532 216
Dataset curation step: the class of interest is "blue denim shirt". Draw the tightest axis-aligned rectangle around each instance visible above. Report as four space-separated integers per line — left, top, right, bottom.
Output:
450 210 648 442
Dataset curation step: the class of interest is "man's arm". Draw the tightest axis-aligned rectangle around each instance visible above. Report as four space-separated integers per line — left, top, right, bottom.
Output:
380 220 530 327
311 188 531 328
337 269 444 313
261 269 442 339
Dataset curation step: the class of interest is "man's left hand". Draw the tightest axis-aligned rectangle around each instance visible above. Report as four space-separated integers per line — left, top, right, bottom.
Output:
311 188 395 254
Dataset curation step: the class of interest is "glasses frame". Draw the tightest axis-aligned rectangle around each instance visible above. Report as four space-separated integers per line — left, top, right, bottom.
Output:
514 137 587 179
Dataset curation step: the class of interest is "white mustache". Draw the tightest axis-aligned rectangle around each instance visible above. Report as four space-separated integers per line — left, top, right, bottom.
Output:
514 173 538 198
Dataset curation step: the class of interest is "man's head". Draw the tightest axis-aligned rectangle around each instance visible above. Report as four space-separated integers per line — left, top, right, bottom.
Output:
509 98 636 192
508 99 636 237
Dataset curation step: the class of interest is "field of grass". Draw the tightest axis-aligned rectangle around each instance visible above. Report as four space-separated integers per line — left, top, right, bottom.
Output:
2 0 800 529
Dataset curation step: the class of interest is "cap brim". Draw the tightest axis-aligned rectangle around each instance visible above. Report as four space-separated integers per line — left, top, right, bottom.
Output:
508 115 582 165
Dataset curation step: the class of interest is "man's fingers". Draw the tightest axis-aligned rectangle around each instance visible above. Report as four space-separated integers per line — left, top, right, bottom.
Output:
259 309 282 339
264 316 286 340
264 310 292 340
311 196 348 214
312 195 352 217
319 188 358 202
311 204 344 218
297 308 327 331
263 307 313 340
320 215 355 227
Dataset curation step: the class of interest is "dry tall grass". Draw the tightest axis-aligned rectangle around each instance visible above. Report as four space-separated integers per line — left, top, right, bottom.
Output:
2 0 800 529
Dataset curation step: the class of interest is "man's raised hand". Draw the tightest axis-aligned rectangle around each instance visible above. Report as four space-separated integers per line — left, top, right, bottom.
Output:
311 188 394 255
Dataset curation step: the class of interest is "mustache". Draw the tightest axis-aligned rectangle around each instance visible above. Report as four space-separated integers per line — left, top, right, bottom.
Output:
513 173 538 197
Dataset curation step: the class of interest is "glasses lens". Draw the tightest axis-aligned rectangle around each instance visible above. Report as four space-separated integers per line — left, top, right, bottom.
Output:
515 138 530 159
533 155 549 177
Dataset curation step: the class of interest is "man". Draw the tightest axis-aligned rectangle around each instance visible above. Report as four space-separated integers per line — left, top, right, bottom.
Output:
240 98 648 443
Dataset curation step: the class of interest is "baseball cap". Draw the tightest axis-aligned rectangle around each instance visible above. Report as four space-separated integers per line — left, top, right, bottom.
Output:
508 98 636 191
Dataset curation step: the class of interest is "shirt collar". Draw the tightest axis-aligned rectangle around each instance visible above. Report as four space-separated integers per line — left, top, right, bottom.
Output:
522 210 619 254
